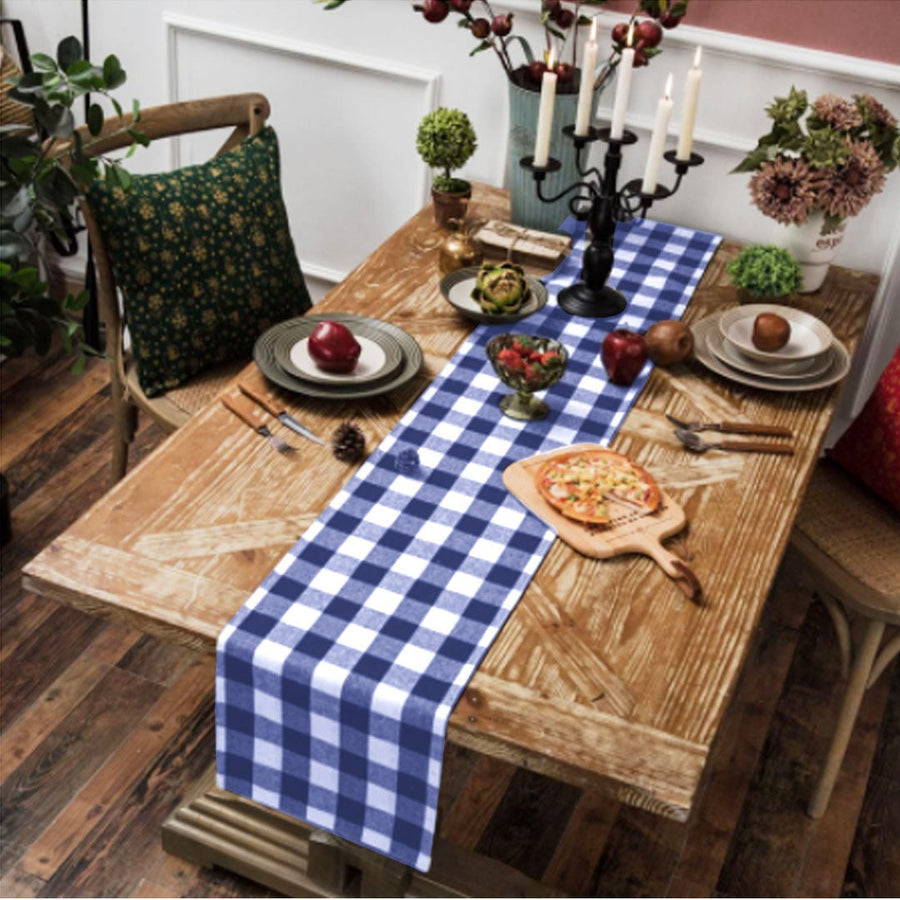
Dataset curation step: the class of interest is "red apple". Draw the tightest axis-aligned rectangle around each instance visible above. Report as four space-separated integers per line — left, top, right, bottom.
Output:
307 321 361 374
635 19 663 47
491 13 513 36
470 17 491 38
601 329 648 386
526 59 547 85
611 22 629 46
555 62 575 83
450 0 472 11
418 0 449 23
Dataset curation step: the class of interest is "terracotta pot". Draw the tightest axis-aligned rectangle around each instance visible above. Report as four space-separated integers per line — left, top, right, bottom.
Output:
431 185 471 230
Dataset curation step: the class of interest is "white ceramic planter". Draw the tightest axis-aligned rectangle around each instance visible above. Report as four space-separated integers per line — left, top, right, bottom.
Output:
781 209 848 293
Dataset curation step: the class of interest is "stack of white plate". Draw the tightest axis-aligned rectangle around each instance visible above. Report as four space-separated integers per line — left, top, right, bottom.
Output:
691 304 850 392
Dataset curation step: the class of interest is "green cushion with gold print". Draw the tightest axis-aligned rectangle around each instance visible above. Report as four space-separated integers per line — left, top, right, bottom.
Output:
88 126 311 397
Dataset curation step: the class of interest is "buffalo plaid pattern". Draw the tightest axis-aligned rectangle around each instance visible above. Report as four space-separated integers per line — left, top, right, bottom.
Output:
216 216 721 871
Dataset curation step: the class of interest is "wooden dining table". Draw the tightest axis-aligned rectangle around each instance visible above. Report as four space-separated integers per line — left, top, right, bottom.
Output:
22 184 879 896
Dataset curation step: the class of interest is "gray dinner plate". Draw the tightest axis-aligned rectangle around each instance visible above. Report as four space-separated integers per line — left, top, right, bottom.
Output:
254 314 423 400
272 319 404 386
440 266 548 324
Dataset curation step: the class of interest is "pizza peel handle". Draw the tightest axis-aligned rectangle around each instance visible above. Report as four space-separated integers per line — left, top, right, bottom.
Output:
503 444 703 603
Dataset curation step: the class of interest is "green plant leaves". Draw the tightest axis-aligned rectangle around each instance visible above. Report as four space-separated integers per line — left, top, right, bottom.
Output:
57 36 83 70
87 102 105 136
103 55 126 89
1 33 146 363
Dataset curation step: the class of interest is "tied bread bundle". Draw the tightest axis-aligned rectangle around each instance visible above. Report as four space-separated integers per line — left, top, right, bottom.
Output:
475 220 572 267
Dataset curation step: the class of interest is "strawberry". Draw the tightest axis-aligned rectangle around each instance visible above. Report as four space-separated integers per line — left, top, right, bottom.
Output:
540 351 561 366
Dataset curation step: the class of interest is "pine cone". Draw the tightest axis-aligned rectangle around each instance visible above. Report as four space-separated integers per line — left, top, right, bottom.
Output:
332 422 366 463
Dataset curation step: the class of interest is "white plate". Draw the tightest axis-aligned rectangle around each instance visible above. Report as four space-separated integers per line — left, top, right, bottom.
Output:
719 303 833 363
716 334 832 381
288 335 394 385
693 314 850 392
440 267 548 324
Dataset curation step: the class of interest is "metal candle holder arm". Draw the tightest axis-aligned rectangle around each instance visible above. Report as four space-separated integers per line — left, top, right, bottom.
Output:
521 124 703 318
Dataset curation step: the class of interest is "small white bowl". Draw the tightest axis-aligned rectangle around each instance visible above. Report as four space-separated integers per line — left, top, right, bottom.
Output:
719 304 833 363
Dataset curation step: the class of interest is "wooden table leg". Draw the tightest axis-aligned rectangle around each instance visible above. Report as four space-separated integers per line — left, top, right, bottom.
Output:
162 765 559 897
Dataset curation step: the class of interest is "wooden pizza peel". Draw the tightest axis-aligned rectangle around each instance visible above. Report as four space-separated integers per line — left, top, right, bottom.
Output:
503 443 702 604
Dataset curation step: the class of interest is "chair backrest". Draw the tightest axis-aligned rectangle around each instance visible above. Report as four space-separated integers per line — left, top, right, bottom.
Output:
62 93 270 391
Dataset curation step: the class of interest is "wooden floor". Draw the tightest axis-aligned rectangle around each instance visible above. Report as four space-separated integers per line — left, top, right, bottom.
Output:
1 346 897 898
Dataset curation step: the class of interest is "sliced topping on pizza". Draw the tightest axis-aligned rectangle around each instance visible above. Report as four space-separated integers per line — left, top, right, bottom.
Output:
536 450 660 525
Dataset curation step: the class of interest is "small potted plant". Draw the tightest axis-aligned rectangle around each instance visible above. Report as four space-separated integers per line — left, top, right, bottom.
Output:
416 107 477 228
727 244 803 301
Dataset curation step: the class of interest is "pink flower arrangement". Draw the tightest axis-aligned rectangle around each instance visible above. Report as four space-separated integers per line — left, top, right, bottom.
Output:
734 87 899 232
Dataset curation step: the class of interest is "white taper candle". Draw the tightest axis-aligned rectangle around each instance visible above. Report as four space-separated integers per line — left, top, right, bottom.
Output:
676 46 702 160
533 51 558 168
641 72 673 194
609 23 634 140
575 19 600 137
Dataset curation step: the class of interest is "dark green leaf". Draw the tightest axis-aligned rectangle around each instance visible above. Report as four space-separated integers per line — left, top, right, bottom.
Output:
70 353 86 375
35 104 75 138
88 102 104 136
63 289 91 311
0 230 33 260
5 87 36 107
2 186 30 218
0 134 38 159
102 55 126 89
57 36 83 70
12 207 34 232
30 52 58 72
42 72 62 91
131 98 141 122
469 40 492 57
127 127 150 147
14 72 44 91
111 97 123 118
104 165 122 190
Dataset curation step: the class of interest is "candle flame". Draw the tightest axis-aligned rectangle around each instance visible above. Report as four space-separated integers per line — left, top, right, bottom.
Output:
626 21 635 47
590 18 598 42
693 45 703 68
664 73 673 98
547 48 556 69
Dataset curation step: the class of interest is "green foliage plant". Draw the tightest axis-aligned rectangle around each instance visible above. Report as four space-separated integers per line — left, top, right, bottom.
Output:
416 107 477 193
727 244 803 298
1 36 145 368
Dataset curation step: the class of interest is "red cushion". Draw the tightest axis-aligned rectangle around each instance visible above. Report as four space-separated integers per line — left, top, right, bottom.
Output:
827 343 900 512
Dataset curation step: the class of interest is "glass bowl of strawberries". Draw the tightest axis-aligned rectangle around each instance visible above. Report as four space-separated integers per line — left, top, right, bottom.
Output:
486 333 568 420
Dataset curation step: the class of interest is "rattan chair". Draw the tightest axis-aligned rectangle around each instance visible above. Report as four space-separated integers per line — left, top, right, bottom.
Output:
787 458 900 817
67 93 271 481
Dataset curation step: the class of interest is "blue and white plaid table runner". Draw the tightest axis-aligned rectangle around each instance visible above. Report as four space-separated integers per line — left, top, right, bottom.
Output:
216 217 721 871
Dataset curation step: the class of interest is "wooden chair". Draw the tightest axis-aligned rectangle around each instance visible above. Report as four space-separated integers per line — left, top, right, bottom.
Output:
787 458 900 817
67 93 271 481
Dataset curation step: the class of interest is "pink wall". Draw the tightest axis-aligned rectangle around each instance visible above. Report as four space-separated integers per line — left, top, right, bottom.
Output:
606 0 900 65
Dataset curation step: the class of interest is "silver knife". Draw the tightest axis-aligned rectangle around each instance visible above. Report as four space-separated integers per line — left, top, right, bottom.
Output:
238 382 325 445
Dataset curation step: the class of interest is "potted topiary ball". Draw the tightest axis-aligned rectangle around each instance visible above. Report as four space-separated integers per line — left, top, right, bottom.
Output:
727 244 803 302
416 107 478 228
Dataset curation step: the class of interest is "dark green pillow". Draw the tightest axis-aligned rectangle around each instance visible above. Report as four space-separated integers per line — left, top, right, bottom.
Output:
88 126 311 397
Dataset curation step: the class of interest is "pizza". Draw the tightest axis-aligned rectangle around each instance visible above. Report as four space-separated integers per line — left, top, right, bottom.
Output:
536 449 661 525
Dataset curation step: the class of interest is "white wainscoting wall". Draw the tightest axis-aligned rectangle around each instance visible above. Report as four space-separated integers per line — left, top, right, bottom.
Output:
6 0 899 436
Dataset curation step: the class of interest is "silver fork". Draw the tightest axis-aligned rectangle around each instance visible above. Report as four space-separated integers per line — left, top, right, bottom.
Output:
222 396 297 454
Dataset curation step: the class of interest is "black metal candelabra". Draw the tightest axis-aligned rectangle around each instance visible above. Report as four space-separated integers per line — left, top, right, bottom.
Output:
521 124 703 318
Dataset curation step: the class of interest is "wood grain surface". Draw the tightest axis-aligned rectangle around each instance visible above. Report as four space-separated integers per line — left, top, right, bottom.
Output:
3 343 898 897
22 184 880 823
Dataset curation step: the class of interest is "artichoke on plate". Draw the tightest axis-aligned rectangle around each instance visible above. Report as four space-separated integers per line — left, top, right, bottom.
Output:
471 262 531 315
